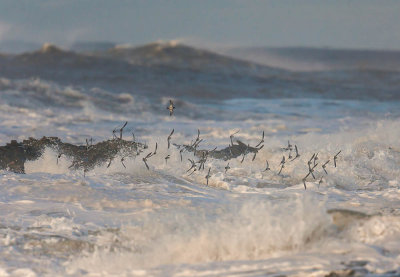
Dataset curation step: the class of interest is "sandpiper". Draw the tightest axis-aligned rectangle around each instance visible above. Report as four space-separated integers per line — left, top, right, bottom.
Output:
188 167 197 176
305 163 318 179
179 148 184 161
255 131 265 147
280 155 286 165
225 163 230 173
318 177 323 188
322 160 330 174
142 152 153 170
252 145 264 161
57 153 62 165
167 100 175 116
291 145 300 161
302 178 307 190
205 167 211 185
308 153 315 169
334 150 341 167
187 159 196 172
153 142 158 155
283 140 293 151
167 129 174 149
278 163 285 175
263 160 270 171
119 121 127 139
314 153 319 167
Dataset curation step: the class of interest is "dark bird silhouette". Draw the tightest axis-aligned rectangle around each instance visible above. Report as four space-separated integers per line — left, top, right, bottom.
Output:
119 122 127 139
187 159 196 173
252 144 264 161
188 167 197 176
179 148 184 162
225 163 230 173
278 155 286 175
193 129 201 145
305 163 318 179
263 160 270 171
205 167 211 185
255 131 264 148
56 153 62 165
153 142 158 155
314 152 319 167
302 162 318 189
318 177 323 189
86 138 93 150
112 121 127 139
121 157 126 168
308 153 316 169
283 140 293 151
322 160 330 174
291 145 300 161
167 100 175 116
142 152 153 170
278 164 285 175
167 129 174 149
334 150 341 167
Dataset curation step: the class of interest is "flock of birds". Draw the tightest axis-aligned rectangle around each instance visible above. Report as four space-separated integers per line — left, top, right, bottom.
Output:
105 100 342 190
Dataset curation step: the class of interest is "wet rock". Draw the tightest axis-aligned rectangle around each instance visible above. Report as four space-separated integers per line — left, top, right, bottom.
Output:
0 136 147 173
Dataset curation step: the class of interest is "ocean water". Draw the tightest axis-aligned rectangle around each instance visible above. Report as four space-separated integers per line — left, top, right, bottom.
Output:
0 43 400 276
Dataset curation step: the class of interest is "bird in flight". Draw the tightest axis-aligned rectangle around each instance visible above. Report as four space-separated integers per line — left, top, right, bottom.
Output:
167 100 175 116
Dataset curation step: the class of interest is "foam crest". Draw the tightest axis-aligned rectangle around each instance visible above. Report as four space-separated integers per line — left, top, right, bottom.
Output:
66 195 331 274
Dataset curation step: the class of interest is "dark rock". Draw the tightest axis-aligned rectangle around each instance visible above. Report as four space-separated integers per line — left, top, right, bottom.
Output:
0 136 147 173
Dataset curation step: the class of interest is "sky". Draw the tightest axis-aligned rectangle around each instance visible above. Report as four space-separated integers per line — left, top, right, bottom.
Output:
0 0 400 50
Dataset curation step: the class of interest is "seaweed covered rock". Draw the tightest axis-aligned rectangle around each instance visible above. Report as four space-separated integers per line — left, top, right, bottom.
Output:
0 136 147 173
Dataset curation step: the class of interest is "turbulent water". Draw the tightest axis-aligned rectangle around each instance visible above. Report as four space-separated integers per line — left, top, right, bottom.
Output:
0 42 400 276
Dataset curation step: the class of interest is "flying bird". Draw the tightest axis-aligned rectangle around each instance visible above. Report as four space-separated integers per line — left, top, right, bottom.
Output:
121 157 126 168
56 153 62 165
153 142 158 155
167 129 174 149
187 159 196 173
322 160 330 174
318 177 324 188
225 163 230 173
167 100 175 116
291 145 300 161
263 160 270 172
142 152 153 170
334 150 341 167
255 131 265 148
205 167 211 185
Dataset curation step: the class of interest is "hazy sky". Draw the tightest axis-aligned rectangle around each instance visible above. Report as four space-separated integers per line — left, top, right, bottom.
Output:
0 0 400 50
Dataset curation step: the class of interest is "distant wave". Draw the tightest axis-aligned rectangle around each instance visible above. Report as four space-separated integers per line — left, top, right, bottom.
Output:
223 47 400 72
0 42 399 101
